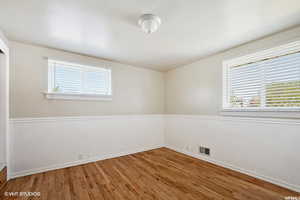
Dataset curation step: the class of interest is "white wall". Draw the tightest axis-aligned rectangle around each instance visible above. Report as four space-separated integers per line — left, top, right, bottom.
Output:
10 41 165 118
0 30 9 172
6 25 300 194
165 115 300 192
7 41 166 181
165 26 300 115
10 115 164 178
163 26 300 193
0 53 6 171
9 114 300 192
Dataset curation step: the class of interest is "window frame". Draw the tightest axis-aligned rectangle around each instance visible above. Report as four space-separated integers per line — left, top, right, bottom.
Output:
45 59 112 101
222 41 300 113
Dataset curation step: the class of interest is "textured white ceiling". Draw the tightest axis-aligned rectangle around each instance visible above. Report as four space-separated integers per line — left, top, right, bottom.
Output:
0 0 300 71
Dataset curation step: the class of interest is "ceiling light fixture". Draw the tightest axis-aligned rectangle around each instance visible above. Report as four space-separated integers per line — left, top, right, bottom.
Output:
138 14 161 34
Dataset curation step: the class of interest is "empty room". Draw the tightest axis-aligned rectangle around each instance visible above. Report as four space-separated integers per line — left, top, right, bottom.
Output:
0 0 300 199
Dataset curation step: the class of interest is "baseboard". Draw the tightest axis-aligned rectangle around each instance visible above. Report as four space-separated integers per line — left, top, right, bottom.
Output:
11 144 163 179
165 144 300 193
0 166 7 190
8 144 300 193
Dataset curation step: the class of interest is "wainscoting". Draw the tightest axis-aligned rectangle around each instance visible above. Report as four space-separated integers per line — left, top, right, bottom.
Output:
9 115 164 178
1 148 298 200
165 115 300 193
8 114 300 193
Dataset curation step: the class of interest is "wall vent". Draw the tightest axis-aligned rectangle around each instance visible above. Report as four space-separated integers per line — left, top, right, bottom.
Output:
199 146 210 156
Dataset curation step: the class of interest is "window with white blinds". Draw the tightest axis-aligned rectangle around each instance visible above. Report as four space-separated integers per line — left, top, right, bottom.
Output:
47 60 111 100
223 41 300 111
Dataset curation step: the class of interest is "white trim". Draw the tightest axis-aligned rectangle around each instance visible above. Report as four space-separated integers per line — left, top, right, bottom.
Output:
0 163 5 171
8 114 300 193
165 114 300 125
9 115 164 179
222 64 230 109
222 107 300 112
10 142 300 193
223 40 300 67
0 31 9 54
0 30 10 180
44 92 112 101
10 144 163 179
165 144 300 193
9 113 300 125
9 114 300 129
14 114 300 125
47 59 111 71
10 115 164 123
222 40 300 114
220 111 300 119
47 59 112 97
221 108 300 119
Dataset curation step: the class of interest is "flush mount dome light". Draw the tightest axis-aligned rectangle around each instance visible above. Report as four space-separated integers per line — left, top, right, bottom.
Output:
138 14 161 34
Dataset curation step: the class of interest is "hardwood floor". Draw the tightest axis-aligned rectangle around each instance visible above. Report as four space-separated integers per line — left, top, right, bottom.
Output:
0 148 298 200
0 166 7 190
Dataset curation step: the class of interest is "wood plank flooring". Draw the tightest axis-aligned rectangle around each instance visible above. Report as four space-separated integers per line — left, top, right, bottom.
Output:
0 166 7 190
0 148 299 200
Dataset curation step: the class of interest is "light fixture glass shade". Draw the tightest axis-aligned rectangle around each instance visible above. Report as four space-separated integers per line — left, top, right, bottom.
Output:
138 14 161 34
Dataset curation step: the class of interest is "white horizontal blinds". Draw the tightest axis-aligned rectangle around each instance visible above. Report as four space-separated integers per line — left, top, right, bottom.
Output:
83 70 110 95
229 62 263 108
50 60 111 95
264 52 300 107
228 51 300 109
54 63 82 93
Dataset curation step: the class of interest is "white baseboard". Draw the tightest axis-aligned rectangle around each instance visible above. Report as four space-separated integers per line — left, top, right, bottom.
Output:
10 115 164 179
165 144 300 193
11 144 163 179
8 114 300 194
9 144 300 193
0 164 6 171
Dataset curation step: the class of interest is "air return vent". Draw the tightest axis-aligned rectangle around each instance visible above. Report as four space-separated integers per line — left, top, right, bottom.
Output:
199 146 210 156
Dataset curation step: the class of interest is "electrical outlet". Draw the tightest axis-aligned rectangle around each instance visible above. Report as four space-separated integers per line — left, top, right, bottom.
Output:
86 154 92 159
190 146 195 153
78 154 84 160
185 145 189 151
199 146 210 156
184 145 194 152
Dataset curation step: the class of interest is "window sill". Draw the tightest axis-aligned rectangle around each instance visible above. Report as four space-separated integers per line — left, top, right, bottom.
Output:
43 92 112 101
221 108 300 119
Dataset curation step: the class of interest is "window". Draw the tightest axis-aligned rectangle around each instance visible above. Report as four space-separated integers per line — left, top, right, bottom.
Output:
46 59 112 100
223 41 300 111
